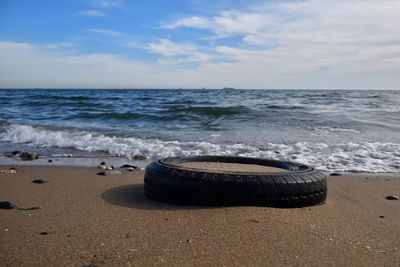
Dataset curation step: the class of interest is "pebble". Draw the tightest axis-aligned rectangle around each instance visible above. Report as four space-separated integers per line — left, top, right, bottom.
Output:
121 164 138 169
133 154 147 160
379 216 385 218
32 179 46 184
385 195 399 200
97 165 106 170
0 201 14 209
0 169 17 174
138 168 145 171
40 232 48 235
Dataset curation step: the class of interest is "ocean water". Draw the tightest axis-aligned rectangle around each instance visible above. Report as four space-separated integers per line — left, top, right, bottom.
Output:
0 89 399 172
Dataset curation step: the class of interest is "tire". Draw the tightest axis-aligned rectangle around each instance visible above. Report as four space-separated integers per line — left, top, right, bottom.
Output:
144 156 327 207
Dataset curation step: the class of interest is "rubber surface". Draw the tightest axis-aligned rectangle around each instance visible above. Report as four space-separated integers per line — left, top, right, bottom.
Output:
144 156 327 207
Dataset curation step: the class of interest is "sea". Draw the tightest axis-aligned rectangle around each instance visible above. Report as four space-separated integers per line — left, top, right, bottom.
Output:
0 89 399 173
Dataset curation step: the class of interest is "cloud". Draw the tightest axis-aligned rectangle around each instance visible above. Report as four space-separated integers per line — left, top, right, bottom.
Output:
164 16 212 29
0 42 156 88
1 0 400 89
147 39 199 57
159 0 400 87
165 0 400 47
77 10 107 17
1 40 399 90
89 29 125 36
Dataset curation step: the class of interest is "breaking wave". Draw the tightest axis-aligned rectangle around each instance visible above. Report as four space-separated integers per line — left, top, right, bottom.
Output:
1 124 399 173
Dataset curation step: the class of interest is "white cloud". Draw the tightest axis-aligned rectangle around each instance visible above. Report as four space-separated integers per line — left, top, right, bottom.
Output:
166 0 400 48
1 40 399 89
89 29 125 36
1 0 400 89
164 16 212 29
159 0 400 88
77 10 107 17
0 42 156 88
147 39 199 57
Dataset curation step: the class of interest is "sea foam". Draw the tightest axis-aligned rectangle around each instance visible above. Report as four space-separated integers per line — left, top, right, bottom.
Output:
1 124 399 173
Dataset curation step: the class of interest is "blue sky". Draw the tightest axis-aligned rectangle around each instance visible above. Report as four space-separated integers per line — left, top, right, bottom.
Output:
0 0 399 89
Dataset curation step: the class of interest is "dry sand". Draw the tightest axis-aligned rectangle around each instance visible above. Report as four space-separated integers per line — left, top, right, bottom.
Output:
180 162 287 173
1 165 399 266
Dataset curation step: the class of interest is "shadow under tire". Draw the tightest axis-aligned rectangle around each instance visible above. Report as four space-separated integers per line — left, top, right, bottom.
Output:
144 156 327 207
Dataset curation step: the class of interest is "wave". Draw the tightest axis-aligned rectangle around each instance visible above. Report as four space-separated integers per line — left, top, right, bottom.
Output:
166 105 253 117
0 124 399 173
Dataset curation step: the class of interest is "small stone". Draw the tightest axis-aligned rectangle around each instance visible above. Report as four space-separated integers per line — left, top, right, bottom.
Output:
107 167 113 170
32 179 46 184
0 201 14 209
186 239 192 243
138 168 145 171
133 154 147 160
40 232 48 235
5 229 8 232
121 164 137 169
330 173 342 176
98 165 106 170
385 195 399 200
379 216 385 218
203 231 208 235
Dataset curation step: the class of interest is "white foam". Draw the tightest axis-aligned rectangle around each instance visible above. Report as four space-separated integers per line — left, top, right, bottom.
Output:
0 124 399 173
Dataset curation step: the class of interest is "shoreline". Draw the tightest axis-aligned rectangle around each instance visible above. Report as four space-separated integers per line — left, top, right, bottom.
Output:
1 165 399 266
1 156 399 176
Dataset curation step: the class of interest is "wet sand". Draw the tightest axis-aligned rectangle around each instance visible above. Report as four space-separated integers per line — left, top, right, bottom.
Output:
0 165 399 266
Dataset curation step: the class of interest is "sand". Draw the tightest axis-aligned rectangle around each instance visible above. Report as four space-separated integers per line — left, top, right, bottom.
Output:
180 162 287 173
1 165 400 266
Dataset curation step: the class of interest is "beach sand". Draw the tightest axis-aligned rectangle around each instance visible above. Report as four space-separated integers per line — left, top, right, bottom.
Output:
1 165 399 266
180 162 287 173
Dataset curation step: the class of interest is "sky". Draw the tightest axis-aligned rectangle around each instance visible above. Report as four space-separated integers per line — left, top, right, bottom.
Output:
0 0 399 89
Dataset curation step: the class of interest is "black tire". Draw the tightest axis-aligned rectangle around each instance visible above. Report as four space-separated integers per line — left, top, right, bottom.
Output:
144 156 327 207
